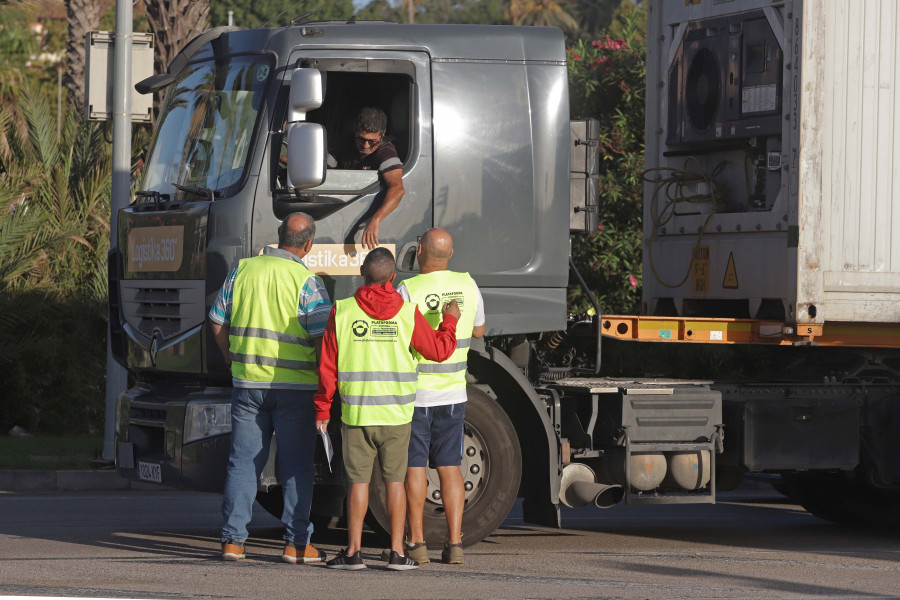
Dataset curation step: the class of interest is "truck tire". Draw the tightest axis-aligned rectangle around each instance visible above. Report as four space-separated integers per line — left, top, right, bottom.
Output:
783 473 900 528
368 386 522 547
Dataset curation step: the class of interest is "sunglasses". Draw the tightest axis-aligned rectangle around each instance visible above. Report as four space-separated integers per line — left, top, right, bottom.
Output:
355 135 383 148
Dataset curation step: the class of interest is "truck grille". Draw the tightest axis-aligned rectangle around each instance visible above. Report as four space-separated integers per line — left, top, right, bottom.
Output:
120 280 206 342
130 405 167 425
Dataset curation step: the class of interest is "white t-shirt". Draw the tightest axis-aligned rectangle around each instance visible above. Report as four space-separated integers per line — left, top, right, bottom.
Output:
397 276 485 407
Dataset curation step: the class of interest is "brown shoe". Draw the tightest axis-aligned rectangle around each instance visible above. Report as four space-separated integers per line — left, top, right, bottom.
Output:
380 541 429 563
222 540 245 561
442 542 463 564
282 542 326 564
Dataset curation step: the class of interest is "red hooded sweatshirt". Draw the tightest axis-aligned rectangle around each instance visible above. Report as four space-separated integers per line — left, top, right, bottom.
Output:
314 281 458 421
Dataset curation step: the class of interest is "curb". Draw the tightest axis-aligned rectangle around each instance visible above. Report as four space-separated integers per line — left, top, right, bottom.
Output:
0 470 171 493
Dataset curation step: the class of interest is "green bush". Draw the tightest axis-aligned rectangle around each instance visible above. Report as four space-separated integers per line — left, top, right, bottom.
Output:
566 16 646 316
0 293 107 435
0 86 113 435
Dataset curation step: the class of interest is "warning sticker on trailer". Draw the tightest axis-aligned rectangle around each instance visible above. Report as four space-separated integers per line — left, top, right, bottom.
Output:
691 246 710 295
723 252 739 289
742 84 778 114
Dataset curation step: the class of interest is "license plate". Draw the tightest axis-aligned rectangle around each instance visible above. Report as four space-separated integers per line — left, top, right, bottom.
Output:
137 461 162 483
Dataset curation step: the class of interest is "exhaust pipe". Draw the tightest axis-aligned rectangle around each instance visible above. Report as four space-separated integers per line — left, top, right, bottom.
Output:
559 463 624 509
565 480 625 508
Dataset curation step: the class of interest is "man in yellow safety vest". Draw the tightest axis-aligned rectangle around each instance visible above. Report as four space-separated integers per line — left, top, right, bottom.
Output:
396 228 485 565
314 247 460 571
209 212 331 565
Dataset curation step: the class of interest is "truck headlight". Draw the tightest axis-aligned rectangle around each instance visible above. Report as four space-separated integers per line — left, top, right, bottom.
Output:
184 402 232 443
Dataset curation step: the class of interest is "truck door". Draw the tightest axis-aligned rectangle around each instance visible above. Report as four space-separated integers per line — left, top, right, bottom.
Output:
256 50 432 301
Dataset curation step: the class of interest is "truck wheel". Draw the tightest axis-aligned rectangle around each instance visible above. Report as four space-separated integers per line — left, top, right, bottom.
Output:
368 386 522 547
783 473 900 528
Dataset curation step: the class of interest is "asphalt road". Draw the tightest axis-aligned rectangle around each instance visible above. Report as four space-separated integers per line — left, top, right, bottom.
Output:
0 482 898 600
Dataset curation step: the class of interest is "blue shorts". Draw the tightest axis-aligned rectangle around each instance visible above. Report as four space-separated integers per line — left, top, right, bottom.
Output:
407 403 465 468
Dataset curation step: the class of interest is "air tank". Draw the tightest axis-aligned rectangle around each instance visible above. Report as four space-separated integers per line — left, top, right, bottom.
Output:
663 450 711 491
597 450 667 492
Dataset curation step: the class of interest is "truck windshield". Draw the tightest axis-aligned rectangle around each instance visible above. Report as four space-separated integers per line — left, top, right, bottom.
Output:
140 54 273 198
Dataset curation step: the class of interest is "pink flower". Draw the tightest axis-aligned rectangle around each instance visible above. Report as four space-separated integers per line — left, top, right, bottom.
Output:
572 53 580 61
592 35 628 51
597 224 604 230
629 275 638 288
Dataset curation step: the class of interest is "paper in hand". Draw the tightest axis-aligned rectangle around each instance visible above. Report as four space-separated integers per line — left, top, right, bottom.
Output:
319 427 333 472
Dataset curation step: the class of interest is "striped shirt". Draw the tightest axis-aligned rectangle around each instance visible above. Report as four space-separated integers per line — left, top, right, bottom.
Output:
209 247 332 388
335 140 402 174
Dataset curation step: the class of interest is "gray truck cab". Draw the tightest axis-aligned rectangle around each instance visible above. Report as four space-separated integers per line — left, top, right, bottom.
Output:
114 22 584 541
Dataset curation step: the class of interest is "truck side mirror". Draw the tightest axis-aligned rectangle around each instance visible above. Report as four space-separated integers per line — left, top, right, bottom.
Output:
286 68 326 189
288 68 323 121
287 123 326 189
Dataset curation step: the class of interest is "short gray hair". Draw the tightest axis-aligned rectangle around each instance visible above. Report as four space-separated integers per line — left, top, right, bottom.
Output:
355 106 387 135
279 213 316 249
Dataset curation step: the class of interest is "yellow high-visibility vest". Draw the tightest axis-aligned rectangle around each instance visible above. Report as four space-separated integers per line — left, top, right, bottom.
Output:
229 254 318 388
334 297 418 426
402 271 477 394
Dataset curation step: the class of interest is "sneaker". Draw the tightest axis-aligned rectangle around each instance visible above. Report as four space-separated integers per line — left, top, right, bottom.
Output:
405 542 430 564
221 540 245 561
326 548 366 570
442 542 463 564
282 542 326 564
380 542 429 564
386 550 419 571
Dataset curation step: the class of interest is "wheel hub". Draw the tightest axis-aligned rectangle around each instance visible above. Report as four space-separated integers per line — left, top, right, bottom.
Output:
424 424 486 508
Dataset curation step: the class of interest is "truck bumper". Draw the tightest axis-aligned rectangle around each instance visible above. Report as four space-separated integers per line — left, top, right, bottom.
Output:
115 385 232 491
115 384 349 513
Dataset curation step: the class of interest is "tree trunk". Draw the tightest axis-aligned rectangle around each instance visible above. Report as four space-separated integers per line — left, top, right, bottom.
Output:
142 0 210 78
65 0 103 113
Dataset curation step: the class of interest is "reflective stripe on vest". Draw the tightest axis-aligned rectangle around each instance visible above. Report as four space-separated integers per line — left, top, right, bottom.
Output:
229 254 318 389
334 297 418 426
402 271 478 393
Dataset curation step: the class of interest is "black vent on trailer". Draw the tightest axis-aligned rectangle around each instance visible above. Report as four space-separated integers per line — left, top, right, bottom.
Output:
685 48 721 132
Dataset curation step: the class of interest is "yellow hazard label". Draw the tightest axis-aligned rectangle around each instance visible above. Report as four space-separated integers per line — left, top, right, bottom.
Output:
691 246 710 295
723 252 739 289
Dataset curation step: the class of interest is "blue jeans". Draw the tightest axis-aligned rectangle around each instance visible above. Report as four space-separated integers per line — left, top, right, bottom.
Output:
221 387 316 545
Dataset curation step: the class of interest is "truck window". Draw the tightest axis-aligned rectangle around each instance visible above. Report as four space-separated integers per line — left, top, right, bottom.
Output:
142 53 274 200
272 68 414 199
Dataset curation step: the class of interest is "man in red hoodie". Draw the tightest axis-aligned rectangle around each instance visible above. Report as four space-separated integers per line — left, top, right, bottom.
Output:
315 247 460 570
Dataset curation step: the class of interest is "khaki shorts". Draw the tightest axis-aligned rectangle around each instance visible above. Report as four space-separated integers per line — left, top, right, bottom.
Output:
342 423 411 484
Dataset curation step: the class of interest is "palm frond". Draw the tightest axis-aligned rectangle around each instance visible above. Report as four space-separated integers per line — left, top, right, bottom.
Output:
19 85 60 168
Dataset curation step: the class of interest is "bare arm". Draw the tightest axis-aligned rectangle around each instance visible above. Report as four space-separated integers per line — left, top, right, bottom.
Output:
472 324 486 339
210 321 231 366
362 168 404 249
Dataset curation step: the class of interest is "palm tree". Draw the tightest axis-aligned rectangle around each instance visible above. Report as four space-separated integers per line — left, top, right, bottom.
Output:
64 0 103 112
402 0 415 23
0 84 111 296
142 0 210 79
509 0 578 31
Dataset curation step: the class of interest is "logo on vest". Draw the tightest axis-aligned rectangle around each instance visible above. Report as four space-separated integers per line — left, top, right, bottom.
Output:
441 291 465 308
352 320 369 337
371 321 399 339
424 293 441 310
